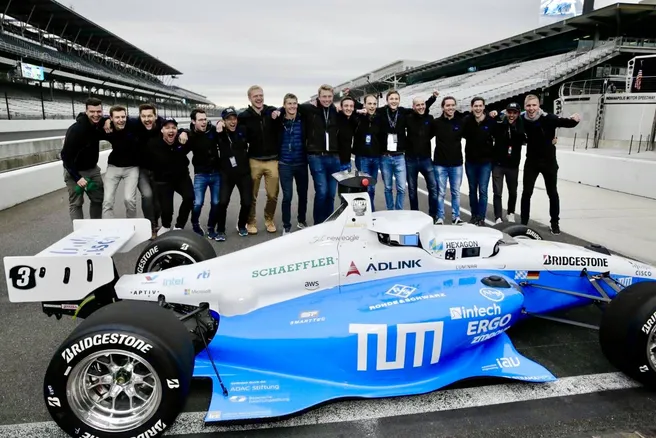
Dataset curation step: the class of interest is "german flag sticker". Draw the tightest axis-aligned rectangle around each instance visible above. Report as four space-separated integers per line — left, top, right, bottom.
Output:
527 271 540 280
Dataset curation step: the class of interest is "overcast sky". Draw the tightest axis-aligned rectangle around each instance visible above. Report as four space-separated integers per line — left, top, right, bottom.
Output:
65 0 542 108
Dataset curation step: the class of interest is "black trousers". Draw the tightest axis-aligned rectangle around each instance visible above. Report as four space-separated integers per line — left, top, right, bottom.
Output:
492 165 519 220
155 174 194 229
216 172 253 233
520 162 559 226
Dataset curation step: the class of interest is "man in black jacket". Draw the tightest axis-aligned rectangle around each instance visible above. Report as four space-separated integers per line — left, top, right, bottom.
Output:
520 94 580 235
100 105 139 219
491 102 526 224
215 107 253 241
400 96 438 221
61 97 105 221
351 94 384 209
187 109 221 238
144 118 194 236
238 85 280 235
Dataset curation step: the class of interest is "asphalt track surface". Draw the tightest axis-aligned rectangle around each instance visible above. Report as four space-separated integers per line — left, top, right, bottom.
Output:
1 165 656 438
0 129 67 142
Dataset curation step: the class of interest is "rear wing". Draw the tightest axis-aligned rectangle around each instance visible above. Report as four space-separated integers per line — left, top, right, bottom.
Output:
4 218 151 303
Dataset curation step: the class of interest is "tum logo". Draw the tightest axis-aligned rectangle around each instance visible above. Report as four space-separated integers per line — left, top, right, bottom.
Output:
349 322 444 371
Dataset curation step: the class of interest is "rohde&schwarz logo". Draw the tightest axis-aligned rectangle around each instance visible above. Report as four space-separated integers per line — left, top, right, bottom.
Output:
479 288 504 302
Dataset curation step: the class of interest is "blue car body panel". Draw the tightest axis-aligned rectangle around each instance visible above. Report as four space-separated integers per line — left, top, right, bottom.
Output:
192 270 566 423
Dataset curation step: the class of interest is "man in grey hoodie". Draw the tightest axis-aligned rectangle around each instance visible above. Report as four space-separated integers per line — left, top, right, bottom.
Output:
520 94 580 235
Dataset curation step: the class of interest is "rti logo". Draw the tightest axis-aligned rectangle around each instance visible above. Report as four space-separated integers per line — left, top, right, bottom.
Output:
197 270 210 280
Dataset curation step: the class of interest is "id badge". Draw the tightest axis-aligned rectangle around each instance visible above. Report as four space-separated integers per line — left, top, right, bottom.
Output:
365 134 372 146
229 156 237 167
325 131 330 151
387 134 397 152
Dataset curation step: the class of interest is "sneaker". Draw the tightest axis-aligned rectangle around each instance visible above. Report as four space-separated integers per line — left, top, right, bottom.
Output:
297 222 308 229
283 227 291 235
550 224 561 235
469 216 478 224
453 217 463 225
192 224 205 237
173 227 182 231
477 219 486 227
434 218 444 225
265 220 277 233
237 226 248 237
495 218 503 224
246 223 258 235
157 227 170 236
215 232 226 242
207 229 218 240
507 213 515 223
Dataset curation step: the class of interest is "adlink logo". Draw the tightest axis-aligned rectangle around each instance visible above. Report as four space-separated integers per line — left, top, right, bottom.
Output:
450 303 501 320
366 260 422 272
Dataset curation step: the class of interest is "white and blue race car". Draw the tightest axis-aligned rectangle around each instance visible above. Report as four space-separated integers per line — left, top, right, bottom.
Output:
4 171 656 438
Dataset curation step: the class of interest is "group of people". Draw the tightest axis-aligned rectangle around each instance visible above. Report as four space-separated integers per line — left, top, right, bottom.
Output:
60 84 580 242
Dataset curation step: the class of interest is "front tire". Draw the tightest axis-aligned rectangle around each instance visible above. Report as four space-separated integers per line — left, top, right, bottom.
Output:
599 282 656 389
43 301 194 437
135 230 216 273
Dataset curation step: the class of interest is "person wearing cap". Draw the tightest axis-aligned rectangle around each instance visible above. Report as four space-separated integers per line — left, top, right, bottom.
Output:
491 102 526 224
144 117 194 236
215 107 252 241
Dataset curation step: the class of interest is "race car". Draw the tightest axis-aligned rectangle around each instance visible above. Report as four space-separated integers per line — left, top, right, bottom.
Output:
4 170 656 438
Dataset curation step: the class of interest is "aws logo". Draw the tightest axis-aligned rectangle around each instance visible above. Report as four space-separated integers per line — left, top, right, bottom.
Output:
305 281 319 290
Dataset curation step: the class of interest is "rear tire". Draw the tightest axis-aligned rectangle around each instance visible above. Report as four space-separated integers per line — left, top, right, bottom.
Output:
135 230 216 273
494 223 543 240
599 281 656 389
43 300 194 437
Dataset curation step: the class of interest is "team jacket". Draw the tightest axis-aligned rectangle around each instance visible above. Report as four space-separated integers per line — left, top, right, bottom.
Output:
237 105 279 160
431 111 468 167
461 114 498 164
217 126 251 176
522 111 579 167
352 112 385 158
273 113 307 165
399 110 435 159
144 137 192 182
102 124 140 168
187 122 221 174
491 116 526 168
61 112 104 180
295 100 342 154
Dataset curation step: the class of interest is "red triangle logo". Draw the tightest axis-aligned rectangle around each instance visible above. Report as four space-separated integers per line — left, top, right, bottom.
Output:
346 261 361 277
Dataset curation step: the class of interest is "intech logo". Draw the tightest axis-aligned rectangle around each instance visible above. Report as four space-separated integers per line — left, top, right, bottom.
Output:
450 303 501 320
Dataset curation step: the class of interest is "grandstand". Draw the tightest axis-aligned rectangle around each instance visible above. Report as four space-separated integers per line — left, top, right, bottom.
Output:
0 0 220 120
321 2 656 124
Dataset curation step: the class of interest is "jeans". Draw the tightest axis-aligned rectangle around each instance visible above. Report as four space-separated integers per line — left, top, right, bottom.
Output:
434 165 463 221
63 166 104 221
465 161 492 220
191 172 221 229
355 155 380 211
308 153 341 224
279 162 309 229
492 165 519 220
138 169 160 231
217 172 253 232
521 162 560 226
102 165 139 219
406 156 437 219
155 174 194 229
380 154 406 210
248 158 279 227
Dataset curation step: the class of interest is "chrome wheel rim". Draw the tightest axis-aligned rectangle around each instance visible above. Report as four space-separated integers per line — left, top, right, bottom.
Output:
66 349 161 432
147 250 196 271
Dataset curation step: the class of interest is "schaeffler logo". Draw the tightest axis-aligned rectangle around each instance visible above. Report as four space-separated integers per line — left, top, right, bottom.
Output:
346 261 361 277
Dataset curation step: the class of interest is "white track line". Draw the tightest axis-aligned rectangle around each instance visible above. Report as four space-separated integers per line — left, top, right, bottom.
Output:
0 372 641 437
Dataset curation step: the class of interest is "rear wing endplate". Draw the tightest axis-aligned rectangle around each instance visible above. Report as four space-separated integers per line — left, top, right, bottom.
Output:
3 218 151 303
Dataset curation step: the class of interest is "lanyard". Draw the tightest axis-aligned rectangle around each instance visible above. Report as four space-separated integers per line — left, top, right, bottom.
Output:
387 108 398 129
284 118 295 150
323 108 330 128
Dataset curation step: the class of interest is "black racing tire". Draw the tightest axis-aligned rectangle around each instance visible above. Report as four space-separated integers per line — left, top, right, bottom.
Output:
43 300 194 438
135 230 216 274
493 223 543 240
599 281 656 389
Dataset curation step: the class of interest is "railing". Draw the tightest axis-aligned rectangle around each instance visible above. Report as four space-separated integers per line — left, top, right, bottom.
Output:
560 78 629 97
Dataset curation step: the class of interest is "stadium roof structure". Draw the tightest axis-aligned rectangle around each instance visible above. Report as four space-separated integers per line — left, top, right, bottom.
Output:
0 0 181 76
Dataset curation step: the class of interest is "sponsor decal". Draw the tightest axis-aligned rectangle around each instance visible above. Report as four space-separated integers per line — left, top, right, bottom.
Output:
637 270 653 277
429 238 443 252
481 356 520 371
305 281 319 290
136 246 159 273
446 240 479 249
311 235 360 244
346 261 361 277
229 381 281 392
617 277 633 287
369 291 446 311
514 270 540 280
290 310 325 325
513 375 552 381
543 254 608 268
132 419 166 438
345 222 367 228
639 365 649 373
252 257 335 278
48 236 119 256
8 265 38 290
163 277 184 286
47 396 60 407
166 379 179 389
197 270 210 279
450 303 501 320
130 290 158 296
353 197 367 216
230 395 247 402
183 288 211 295
480 288 505 302
457 264 477 270
385 284 417 299
628 260 653 276
642 310 656 335
467 314 513 337
61 334 153 364
366 260 422 272
207 411 222 420
141 274 159 284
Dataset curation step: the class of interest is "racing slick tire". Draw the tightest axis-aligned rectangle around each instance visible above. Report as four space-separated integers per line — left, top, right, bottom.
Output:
43 300 194 438
599 282 656 389
135 230 216 273
493 223 543 240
